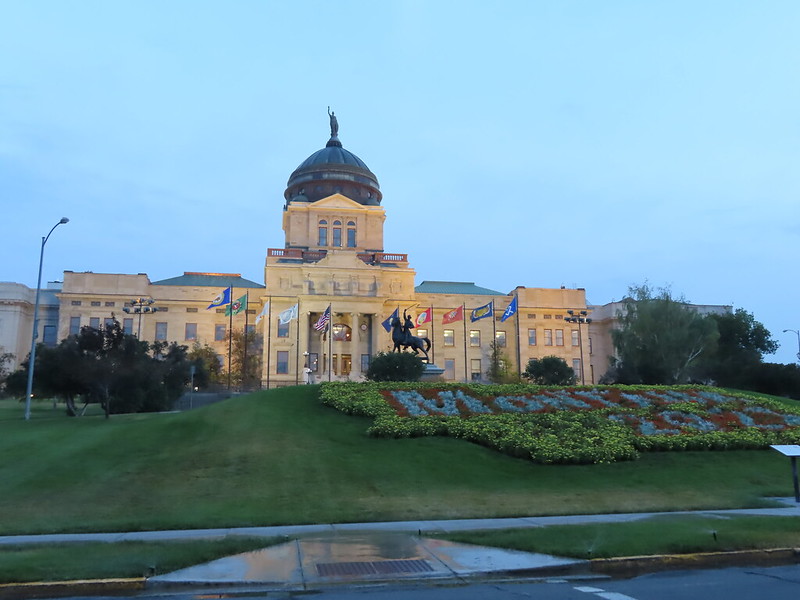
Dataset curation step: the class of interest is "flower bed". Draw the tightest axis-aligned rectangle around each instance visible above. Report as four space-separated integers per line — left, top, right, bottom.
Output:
319 382 800 464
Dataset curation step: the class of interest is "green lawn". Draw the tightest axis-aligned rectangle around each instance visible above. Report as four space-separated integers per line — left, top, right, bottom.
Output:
436 515 800 559
0 387 793 535
0 537 281 584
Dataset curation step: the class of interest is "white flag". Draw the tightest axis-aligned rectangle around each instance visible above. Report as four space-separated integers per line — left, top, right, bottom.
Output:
278 303 298 325
255 301 270 324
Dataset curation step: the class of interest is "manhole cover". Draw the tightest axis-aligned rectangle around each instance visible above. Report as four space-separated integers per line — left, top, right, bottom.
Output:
316 559 434 577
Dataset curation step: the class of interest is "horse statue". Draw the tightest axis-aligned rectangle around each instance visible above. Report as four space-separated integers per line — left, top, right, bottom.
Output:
390 316 431 362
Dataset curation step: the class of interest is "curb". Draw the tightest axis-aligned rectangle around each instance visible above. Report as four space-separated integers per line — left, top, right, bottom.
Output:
590 547 800 577
0 578 145 599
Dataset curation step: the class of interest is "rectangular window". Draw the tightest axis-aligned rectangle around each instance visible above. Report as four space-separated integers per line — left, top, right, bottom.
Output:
543 314 552 319
215 324 226 341
527 313 535 319
185 323 197 341
469 330 481 347
556 329 564 346
71 300 81 306
470 359 482 381
89 317 100 329
573 359 582 379
544 329 553 346
444 359 455 381
277 351 289 374
91 301 101 307
158 307 168 312
571 330 579 346
123 318 133 335
104 317 114 329
332 227 342 247
186 307 198 313
319 227 328 246
347 228 356 248
527 328 536 346
417 328 428 338
443 329 454 346
340 354 352 375
43 325 57 346
69 316 81 335
155 322 167 340
277 319 290 338
495 331 507 347
360 354 370 373
105 301 115 307
555 314 563 320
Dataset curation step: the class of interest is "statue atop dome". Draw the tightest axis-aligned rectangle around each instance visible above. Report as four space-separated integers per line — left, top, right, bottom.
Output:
327 106 339 138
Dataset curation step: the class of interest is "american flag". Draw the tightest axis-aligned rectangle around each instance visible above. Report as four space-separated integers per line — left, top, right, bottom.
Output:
313 305 331 332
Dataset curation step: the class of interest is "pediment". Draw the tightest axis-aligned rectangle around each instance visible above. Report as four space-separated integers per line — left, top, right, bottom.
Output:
312 194 374 210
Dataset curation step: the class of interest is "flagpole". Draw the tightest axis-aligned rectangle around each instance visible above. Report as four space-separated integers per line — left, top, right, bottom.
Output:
463 303 468 382
243 292 249 389
295 299 301 385
227 288 234 391
514 293 522 379
266 299 272 390
429 306 435 365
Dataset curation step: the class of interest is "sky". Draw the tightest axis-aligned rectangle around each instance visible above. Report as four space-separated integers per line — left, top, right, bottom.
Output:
1 1 799 364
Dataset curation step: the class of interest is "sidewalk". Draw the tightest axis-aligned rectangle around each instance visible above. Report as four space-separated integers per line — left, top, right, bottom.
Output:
1 499 799 593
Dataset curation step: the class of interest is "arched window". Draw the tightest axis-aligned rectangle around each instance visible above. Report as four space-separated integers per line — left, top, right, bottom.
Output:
332 220 342 247
332 323 351 341
318 219 328 246
346 221 356 247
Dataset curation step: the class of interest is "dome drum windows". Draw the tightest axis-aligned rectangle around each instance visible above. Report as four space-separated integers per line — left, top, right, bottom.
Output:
318 217 357 249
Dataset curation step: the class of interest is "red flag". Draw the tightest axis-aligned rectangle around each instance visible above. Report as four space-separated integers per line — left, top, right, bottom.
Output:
416 306 433 327
442 306 463 324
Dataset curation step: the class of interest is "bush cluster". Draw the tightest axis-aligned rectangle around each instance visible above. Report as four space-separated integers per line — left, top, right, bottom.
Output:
319 382 800 465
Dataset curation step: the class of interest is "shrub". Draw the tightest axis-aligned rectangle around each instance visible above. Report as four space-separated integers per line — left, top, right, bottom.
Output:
366 351 425 382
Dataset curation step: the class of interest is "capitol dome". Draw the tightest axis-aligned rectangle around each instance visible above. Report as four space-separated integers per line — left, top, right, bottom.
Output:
284 111 382 206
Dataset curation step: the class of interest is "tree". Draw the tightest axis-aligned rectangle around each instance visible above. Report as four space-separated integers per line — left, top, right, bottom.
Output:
366 351 425 382
609 284 718 384
0 352 16 395
228 327 263 390
698 308 778 387
487 341 515 383
5 319 192 416
523 355 577 385
187 342 224 389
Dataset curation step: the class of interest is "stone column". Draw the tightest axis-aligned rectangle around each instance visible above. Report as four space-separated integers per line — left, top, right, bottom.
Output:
350 312 360 379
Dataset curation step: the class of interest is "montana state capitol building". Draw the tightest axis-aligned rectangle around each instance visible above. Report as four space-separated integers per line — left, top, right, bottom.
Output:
4 115 678 388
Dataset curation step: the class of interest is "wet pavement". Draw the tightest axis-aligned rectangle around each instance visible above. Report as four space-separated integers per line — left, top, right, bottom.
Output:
149 531 584 588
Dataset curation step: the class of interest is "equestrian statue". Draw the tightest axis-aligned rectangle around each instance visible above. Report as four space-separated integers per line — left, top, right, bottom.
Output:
390 310 431 362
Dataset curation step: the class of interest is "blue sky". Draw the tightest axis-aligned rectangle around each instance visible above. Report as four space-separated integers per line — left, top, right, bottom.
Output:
2 1 799 363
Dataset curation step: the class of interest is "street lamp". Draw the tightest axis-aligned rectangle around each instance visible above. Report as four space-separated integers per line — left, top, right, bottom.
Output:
122 297 158 338
782 329 800 362
565 309 592 385
25 217 69 420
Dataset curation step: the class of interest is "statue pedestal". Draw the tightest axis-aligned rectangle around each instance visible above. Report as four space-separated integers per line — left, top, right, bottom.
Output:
420 363 445 382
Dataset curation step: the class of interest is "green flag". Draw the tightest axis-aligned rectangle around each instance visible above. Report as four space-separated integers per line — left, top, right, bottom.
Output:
225 293 247 316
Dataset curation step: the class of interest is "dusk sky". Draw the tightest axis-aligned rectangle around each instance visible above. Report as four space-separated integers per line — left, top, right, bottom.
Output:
2 1 798 363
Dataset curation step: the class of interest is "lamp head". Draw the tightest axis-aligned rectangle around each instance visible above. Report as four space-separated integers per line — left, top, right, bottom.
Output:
59 217 69 224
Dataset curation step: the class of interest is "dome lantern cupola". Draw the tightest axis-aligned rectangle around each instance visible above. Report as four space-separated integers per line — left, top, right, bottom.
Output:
284 109 382 207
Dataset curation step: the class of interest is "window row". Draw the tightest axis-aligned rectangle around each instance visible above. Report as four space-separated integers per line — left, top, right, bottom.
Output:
318 219 357 248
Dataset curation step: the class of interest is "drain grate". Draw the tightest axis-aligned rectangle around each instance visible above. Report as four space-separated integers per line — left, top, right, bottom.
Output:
316 558 434 577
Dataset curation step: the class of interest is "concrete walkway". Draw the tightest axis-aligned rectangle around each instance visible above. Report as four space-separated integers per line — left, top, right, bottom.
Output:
2 499 799 590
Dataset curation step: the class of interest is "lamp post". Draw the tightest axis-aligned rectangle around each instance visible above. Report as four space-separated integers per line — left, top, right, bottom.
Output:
565 309 592 385
122 298 158 339
783 329 800 362
25 217 69 420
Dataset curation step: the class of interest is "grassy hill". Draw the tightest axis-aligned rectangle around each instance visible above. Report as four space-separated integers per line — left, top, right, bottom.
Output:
0 386 792 535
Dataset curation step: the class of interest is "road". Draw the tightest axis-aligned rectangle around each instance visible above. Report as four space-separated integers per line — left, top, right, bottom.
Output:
51 564 800 600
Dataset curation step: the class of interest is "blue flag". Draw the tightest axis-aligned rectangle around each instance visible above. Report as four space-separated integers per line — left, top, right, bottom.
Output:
500 296 518 322
470 301 494 322
382 307 399 332
207 287 232 309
